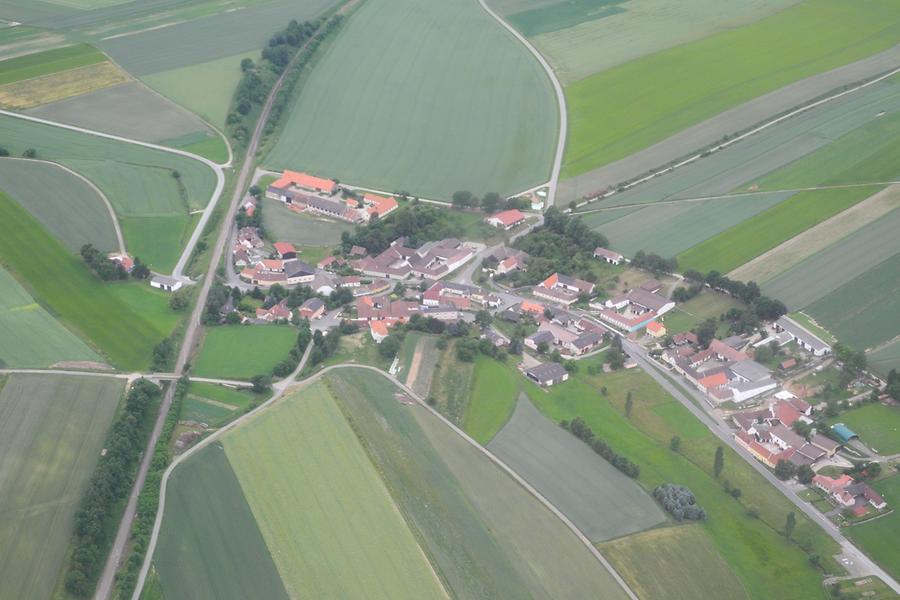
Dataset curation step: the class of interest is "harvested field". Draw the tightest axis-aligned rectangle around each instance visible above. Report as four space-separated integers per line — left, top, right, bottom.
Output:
0 43 104 85
846 475 900 582
488 395 665 541
0 61 127 109
331 369 631 599
761 206 900 309
0 158 118 252
224 380 447 599
153 443 290 600
265 0 557 199
464 355 519 444
0 266 100 367
0 373 123 600
193 326 297 380
562 0 900 178
260 197 352 247
676 186 876 274
730 185 900 282
601 525 748 600
27 81 214 143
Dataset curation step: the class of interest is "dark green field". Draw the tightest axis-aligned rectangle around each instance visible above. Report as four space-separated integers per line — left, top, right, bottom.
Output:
0 44 105 85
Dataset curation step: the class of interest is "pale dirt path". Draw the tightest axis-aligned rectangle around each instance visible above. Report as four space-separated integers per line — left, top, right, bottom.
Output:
729 184 900 282
404 338 424 390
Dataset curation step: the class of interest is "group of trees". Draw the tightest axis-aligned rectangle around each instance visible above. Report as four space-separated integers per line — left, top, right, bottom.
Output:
886 369 900 400
80 244 149 281
652 484 707 521
449 190 531 213
560 417 640 478
0 146 37 158
631 251 677 276
271 318 314 377
65 380 161 597
341 203 467 254
683 270 787 321
235 185 264 231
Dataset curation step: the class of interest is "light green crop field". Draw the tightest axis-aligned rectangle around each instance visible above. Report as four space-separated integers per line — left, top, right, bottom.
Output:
806 252 900 351
846 475 900 582
224 380 447 599
563 0 900 177
265 0 557 199
0 190 171 369
153 443 290 600
677 187 876 274
182 382 259 426
174 135 229 164
518 358 839 599
121 214 195 273
330 369 631 599
870 341 900 377
0 373 123 600
0 158 117 252
463 355 519 444
0 266 100 368
826 404 900 456
601 524 749 600
260 198 352 247
0 43 104 85
488 395 665 541
193 325 297 380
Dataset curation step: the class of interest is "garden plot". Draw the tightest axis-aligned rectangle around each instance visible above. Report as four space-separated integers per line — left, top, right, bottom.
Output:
264 0 557 199
0 373 124 600
488 395 665 541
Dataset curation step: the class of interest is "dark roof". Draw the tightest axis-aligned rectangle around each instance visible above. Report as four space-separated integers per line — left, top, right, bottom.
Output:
284 259 316 277
526 362 568 382
301 298 325 311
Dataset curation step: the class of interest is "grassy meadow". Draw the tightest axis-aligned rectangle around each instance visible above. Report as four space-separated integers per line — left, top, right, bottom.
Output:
825 404 900 455
193 325 297 380
463 354 519 444
181 382 260 427
0 374 124 600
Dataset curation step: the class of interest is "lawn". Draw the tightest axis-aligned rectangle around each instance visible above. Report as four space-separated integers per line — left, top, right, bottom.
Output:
330 369 631 599
181 382 260 427
0 373 124 600
488 395 665 541
826 404 900 455
601 524 749 600
562 0 900 177
175 135 229 164
789 311 837 345
260 197 352 247
677 187 876 275
152 443 289 600
121 214 196 274
265 0 557 199
0 190 171 370
223 380 446 598
0 266 100 368
193 325 297 380
660 291 742 335
845 475 900 582
0 43 104 85
463 354 520 444
0 158 118 252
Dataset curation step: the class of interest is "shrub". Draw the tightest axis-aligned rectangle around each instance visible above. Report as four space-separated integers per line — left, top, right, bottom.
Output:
653 484 707 521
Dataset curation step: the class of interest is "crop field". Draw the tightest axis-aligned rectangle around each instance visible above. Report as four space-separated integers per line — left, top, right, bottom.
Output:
27 81 214 144
0 158 117 252
601 525 749 600
508 0 799 83
0 373 124 600
676 186 875 274
488 396 665 541
172 134 229 164
121 214 195 273
0 266 100 367
224 380 447 599
400 333 440 398
870 341 900 377
562 0 900 178
0 43 104 85
463 355 519 444
265 0 557 200
330 369 631 599
826 405 900 455
182 382 258 427
428 339 476 426
0 190 170 369
260 198 352 247
846 475 900 582
0 61 128 109
193 325 297 380
153 443 290 600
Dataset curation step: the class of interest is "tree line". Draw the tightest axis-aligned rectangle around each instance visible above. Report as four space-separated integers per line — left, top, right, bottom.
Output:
80 244 150 281
340 202 468 254
559 416 640 478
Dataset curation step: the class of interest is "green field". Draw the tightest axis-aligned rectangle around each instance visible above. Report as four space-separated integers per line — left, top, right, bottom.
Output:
182 382 259 427
121 214 195 273
265 0 557 199
260 197 352 247
826 404 900 455
0 190 173 369
175 135 229 164
846 475 900 582
224 380 446 598
601 524 749 600
563 0 900 177
330 369 631 599
677 187 875 274
0 265 101 367
428 339 476 426
0 43 104 85
660 291 743 335
0 373 124 600
463 355 519 444
870 340 900 377
506 0 627 37
0 158 118 252
193 325 297 380
153 443 291 600
488 395 666 541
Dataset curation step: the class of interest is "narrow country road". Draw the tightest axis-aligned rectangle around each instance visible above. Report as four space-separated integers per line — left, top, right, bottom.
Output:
0 368 252 388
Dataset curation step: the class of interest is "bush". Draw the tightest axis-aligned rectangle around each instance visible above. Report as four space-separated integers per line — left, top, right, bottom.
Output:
653 484 707 521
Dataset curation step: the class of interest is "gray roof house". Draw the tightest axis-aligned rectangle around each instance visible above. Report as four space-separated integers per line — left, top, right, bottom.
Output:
526 362 569 387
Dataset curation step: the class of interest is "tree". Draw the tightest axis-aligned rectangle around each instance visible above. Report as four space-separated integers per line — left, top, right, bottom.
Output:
625 391 633 417
251 375 271 394
379 334 402 359
240 57 255 71
670 435 681 452
0 146 8 157
713 446 724 478
451 190 475 209
607 348 625 370
784 511 796 540
131 257 151 279
536 341 549 354
22 148 37 158
695 318 718 348
796 464 815 484
481 192 501 213
474 309 492 328
169 290 189 311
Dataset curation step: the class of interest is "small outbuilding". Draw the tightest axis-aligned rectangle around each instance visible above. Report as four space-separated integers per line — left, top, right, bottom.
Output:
150 275 182 292
526 362 569 387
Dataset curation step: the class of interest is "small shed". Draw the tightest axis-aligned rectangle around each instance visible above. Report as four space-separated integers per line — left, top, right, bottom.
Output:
150 275 182 292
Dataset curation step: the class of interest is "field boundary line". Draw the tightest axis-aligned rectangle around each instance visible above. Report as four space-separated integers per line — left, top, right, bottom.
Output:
0 157 126 254
0 108 224 280
473 0 565 208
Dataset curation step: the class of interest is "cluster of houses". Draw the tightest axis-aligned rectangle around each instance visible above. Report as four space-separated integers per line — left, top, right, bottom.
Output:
593 279 675 333
533 272 596 306
266 170 398 223
482 246 530 276
811 473 887 517
352 237 477 281
753 315 833 357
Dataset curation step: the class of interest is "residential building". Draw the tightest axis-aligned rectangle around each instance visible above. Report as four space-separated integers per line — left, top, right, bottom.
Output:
774 316 832 356
526 362 569 387
370 320 389 344
813 474 887 511
355 238 475 281
273 242 297 260
150 275 182 292
593 247 624 265
533 273 595 306
485 209 525 230
256 300 292 322
298 297 325 320
646 321 666 338
484 246 529 275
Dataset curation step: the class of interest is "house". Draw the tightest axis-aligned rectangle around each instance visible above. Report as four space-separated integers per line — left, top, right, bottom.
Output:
780 358 797 370
565 332 604 356
241 194 256 217
813 474 887 511
526 362 569 387
150 275 182 292
267 170 337 199
356 238 475 281
108 253 134 272
256 300 292 322
534 273 595 306
525 330 555 351
349 245 368 258
307 196 361 222
317 255 346 271
369 320 389 344
273 242 297 260
481 327 510 347
357 192 398 220
484 246 529 275
596 288 675 333
237 226 264 248
486 209 525 230
298 297 325 320
593 247 624 265
774 316 832 356
646 321 666 338
639 279 662 294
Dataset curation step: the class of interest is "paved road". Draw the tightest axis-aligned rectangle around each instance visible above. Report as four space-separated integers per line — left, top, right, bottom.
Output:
0 109 225 281
0 368 251 388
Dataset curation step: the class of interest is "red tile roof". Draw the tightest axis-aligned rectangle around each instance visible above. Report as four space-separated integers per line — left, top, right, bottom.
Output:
273 242 296 255
488 209 525 226
272 170 335 193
